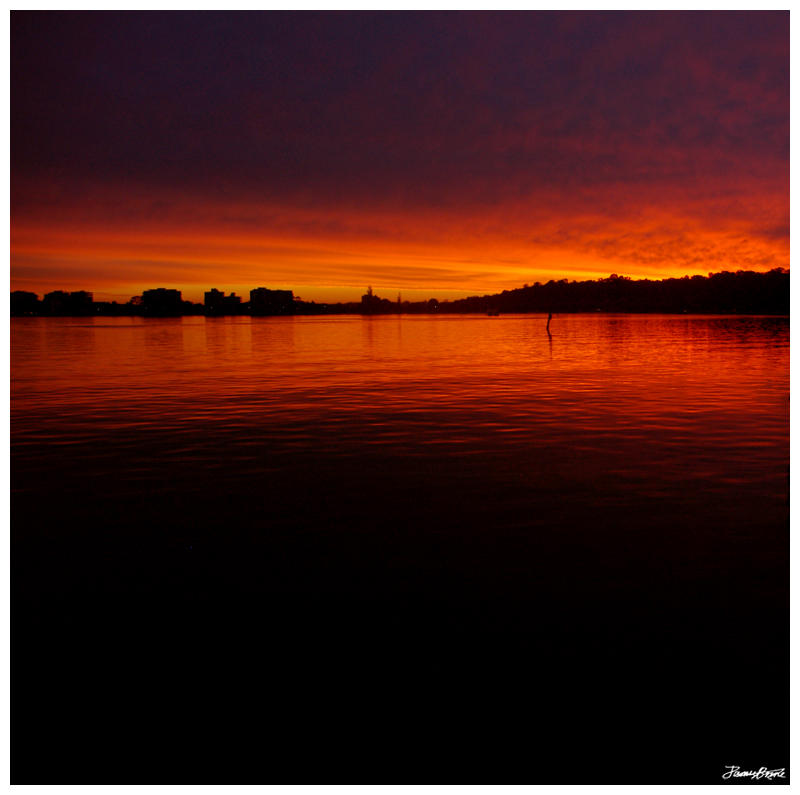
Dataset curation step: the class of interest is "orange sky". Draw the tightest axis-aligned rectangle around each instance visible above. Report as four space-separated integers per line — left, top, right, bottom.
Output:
11 184 788 303
11 12 788 304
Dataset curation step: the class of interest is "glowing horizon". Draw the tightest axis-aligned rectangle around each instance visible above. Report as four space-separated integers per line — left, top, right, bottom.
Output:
11 190 788 304
11 12 788 304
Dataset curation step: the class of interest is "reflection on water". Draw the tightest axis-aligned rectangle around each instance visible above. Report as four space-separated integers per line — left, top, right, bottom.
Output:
11 314 789 781
12 314 789 498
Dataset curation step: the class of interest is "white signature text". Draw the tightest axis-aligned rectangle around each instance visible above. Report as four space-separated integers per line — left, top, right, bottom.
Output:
722 765 786 781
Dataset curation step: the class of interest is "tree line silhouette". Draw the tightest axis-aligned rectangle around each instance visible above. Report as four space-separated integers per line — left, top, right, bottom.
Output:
10 269 788 317
448 269 789 315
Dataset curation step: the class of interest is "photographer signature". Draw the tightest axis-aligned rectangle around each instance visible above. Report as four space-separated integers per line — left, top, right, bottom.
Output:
722 765 786 781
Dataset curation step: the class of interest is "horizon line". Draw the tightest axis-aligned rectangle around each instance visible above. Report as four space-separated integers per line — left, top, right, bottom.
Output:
11 266 790 306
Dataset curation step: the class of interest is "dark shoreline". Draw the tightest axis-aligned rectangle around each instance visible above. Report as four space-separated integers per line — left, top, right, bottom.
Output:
10 267 790 317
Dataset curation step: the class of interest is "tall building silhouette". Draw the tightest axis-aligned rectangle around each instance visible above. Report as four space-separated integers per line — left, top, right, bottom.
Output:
42 290 93 316
204 289 242 315
142 288 182 316
249 288 294 315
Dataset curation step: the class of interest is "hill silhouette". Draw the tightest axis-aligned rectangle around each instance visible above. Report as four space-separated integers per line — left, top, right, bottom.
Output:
445 268 789 315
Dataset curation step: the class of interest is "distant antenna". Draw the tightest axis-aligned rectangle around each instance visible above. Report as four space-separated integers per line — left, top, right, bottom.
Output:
367 285 373 297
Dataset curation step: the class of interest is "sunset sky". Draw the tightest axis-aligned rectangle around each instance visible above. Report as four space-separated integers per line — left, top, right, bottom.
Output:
11 11 789 303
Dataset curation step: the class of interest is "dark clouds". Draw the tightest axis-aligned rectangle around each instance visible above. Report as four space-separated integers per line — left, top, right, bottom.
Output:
10 12 789 298
12 12 788 205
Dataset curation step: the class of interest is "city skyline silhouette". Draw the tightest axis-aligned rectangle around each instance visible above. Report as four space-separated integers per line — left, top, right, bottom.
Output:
10 267 790 316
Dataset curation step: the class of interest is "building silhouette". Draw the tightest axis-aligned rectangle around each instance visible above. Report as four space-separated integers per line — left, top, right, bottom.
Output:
11 291 40 316
249 288 294 315
142 288 182 316
361 286 393 314
42 290 93 316
204 289 242 316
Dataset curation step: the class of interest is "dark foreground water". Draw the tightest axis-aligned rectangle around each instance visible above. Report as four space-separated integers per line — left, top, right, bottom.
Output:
12 314 789 782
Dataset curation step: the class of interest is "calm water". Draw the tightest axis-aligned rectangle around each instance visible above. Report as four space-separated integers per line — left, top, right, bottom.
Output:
12 313 788 492
12 314 789 782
